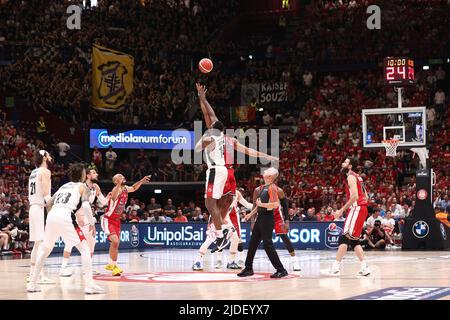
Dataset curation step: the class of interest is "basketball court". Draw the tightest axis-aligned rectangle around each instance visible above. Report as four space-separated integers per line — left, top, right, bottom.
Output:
1 249 449 300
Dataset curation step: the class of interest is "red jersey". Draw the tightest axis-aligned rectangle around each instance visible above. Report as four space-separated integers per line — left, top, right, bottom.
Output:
104 188 128 220
345 171 368 206
224 135 236 168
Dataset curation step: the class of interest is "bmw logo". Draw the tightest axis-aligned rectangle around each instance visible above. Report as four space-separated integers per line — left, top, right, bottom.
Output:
412 221 429 239
440 223 447 241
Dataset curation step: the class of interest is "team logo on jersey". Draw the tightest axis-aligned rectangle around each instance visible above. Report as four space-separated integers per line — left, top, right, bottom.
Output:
94 272 299 283
440 223 447 241
417 189 428 200
131 224 139 247
325 223 343 249
412 221 429 239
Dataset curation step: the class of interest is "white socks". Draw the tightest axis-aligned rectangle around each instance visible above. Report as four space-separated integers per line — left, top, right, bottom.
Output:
360 260 367 269
332 261 341 271
109 259 116 266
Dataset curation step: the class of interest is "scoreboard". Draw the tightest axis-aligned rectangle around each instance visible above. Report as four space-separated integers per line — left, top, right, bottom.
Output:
384 57 415 85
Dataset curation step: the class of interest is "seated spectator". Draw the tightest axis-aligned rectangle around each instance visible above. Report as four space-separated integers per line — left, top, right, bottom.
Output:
129 210 140 223
366 208 382 230
139 212 151 223
323 206 335 222
382 210 396 244
126 198 140 214
366 220 386 250
137 203 147 218
147 197 162 216
120 212 129 224
190 207 205 222
183 201 196 219
173 209 188 222
303 208 318 221
287 207 300 222
149 212 166 223
163 198 176 218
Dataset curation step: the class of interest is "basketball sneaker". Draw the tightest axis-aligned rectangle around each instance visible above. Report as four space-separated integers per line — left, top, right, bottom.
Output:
320 267 340 277
192 261 203 271
105 264 115 271
111 265 123 276
26 284 41 293
227 261 242 270
270 270 288 278
214 227 234 251
291 257 301 271
357 266 371 276
237 268 254 277
238 259 244 268
92 270 101 275
215 260 223 269
84 284 105 294
59 265 73 277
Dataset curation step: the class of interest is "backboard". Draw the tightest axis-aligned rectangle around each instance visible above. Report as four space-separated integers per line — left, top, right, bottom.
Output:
362 106 426 149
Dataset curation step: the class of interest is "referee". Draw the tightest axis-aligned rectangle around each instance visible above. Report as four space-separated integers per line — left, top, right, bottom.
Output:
238 167 288 278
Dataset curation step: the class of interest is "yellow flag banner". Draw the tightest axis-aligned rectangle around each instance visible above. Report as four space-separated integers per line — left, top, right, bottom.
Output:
91 44 134 111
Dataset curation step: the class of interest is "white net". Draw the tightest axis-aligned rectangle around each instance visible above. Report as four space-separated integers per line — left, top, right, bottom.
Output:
382 139 400 157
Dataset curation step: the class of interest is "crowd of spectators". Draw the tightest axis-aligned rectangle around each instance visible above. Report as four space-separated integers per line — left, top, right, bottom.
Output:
0 0 449 254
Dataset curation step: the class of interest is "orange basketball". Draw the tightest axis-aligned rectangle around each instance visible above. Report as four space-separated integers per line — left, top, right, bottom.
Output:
199 58 213 73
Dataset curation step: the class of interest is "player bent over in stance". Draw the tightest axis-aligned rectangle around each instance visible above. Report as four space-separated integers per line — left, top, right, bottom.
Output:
59 167 109 277
27 163 105 294
27 150 55 285
192 189 252 271
244 181 301 271
322 157 370 277
102 174 150 276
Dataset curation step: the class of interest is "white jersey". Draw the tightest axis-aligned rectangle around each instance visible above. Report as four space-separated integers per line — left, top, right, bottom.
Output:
75 183 97 225
205 133 225 168
52 182 83 212
28 167 51 206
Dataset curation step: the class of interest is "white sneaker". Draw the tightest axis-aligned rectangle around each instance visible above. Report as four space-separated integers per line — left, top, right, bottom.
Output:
215 260 223 269
358 266 371 276
84 284 105 294
320 268 340 277
192 261 203 271
38 276 56 285
92 270 101 275
59 266 73 277
292 260 301 271
238 260 244 268
26 284 41 293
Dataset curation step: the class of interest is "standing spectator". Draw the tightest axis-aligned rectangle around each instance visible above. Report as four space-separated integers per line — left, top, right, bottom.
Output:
105 146 118 178
173 209 188 222
434 88 445 116
92 146 103 172
163 198 176 218
56 140 70 165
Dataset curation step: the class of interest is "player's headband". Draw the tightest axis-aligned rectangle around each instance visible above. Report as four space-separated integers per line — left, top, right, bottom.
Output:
39 150 47 157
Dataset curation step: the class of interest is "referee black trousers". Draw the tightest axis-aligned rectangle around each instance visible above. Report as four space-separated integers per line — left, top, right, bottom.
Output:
245 214 285 272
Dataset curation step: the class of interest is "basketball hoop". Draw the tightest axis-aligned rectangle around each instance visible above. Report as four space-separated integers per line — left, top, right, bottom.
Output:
382 139 400 157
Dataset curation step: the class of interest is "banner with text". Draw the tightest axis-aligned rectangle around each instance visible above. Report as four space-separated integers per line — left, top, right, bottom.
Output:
241 82 288 105
89 129 194 150
52 222 344 252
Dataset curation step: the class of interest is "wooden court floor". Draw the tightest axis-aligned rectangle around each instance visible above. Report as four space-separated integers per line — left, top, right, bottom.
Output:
1 249 449 300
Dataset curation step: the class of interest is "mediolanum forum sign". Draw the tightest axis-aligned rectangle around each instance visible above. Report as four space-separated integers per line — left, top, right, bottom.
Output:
90 129 194 149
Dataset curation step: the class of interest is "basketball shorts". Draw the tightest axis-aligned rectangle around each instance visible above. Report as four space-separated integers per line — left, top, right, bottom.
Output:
205 166 228 199
228 207 242 238
29 205 45 242
273 208 288 235
222 168 236 196
101 216 121 241
43 208 86 249
343 205 368 239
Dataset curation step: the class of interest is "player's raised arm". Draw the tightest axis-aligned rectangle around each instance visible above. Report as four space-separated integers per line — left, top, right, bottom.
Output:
196 83 218 127
127 175 151 193
94 183 109 207
335 175 358 218
237 190 253 210
234 138 279 162
194 135 215 152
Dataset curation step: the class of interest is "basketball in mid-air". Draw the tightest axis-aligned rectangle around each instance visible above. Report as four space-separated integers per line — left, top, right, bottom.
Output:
199 58 213 73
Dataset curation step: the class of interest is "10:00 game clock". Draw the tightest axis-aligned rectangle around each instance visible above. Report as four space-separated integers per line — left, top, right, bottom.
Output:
384 57 415 85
